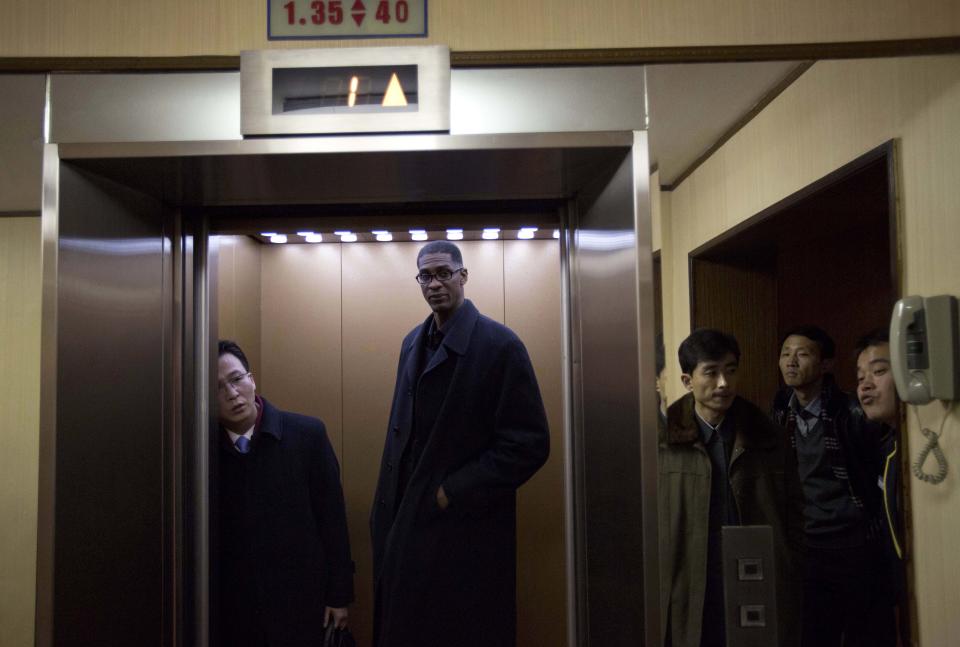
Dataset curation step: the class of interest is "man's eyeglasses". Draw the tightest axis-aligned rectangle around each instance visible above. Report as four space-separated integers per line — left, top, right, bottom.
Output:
415 267 465 285
218 372 251 395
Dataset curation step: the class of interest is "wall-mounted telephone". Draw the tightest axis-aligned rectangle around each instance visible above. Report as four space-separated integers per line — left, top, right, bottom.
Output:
890 295 959 405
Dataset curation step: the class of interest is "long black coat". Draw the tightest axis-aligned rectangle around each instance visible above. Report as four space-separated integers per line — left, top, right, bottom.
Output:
371 300 550 647
218 397 354 647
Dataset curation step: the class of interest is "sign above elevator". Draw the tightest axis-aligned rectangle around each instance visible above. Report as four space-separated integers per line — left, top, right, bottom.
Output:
268 0 427 40
241 46 449 136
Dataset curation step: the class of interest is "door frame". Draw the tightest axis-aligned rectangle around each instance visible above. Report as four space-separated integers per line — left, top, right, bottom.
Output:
685 138 911 642
38 131 660 647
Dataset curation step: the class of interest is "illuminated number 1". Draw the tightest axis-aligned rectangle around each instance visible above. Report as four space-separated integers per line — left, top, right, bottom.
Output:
284 1 296 24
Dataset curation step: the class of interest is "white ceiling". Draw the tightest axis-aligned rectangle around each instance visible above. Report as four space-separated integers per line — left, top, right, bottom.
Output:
645 61 803 187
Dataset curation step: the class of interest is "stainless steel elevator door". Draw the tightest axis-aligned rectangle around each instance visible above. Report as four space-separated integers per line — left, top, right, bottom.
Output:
48 163 171 645
42 132 657 647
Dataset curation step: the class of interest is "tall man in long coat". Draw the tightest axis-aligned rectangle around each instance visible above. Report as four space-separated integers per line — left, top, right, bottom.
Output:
371 241 550 647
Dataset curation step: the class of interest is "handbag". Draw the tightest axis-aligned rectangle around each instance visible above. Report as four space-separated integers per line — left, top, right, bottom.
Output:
323 624 356 647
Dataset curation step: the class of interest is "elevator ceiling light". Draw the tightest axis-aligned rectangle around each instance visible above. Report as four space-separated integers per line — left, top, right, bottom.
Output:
305 233 324 243
372 230 393 242
269 234 288 244
517 227 538 240
482 228 500 240
334 230 352 236
339 233 358 243
297 231 314 237
446 229 464 241
553 229 560 239
260 232 278 237
409 229 428 241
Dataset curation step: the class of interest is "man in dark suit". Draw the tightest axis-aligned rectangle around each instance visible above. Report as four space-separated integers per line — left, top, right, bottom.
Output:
217 340 354 647
371 241 550 647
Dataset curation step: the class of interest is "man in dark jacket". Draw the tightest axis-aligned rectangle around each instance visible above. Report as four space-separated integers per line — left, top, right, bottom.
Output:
855 328 907 646
371 241 550 647
217 340 354 647
659 328 803 647
771 325 891 647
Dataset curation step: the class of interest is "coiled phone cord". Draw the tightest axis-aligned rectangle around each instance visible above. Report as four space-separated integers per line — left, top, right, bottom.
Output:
911 405 949 485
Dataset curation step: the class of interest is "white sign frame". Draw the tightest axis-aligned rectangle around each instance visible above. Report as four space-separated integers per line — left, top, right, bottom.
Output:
268 0 427 40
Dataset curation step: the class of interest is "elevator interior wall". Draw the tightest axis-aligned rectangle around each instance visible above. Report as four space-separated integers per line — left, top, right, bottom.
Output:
39 132 658 646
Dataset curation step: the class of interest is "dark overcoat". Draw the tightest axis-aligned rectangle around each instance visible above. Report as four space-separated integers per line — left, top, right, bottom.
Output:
218 397 354 647
371 299 550 647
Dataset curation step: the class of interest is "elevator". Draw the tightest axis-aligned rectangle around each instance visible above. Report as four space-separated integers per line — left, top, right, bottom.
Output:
37 65 659 646
215 226 566 647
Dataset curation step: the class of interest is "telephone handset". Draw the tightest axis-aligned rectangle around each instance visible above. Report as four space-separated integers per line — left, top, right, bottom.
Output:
890 295 959 405
890 295 958 485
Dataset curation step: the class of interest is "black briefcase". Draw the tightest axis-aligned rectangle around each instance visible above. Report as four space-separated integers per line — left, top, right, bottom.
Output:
322 625 356 647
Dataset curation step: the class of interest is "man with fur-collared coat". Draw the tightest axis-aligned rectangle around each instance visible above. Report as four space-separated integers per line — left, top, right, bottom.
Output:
658 329 803 647
371 241 550 647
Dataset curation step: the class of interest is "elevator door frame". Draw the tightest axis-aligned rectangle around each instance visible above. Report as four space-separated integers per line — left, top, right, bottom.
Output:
39 131 659 647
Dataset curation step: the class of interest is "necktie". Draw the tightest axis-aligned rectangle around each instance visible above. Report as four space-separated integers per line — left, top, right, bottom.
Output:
235 435 250 454
797 409 816 437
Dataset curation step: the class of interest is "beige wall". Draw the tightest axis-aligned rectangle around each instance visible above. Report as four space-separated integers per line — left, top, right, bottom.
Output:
657 54 960 644
217 234 262 376
0 0 958 58
260 242 342 454
654 178 680 408
504 241 565 647
0 216 42 647
219 237 566 647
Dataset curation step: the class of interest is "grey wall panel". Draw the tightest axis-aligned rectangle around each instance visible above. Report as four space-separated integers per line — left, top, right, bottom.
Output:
568 131 658 646
631 131 661 647
50 72 241 143
0 75 46 212
451 66 646 135
53 162 168 645
45 67 643 145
